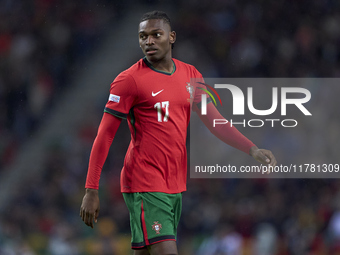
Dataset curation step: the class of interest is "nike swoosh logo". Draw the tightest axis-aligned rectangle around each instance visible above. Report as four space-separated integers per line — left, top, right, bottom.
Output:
152 89 164 97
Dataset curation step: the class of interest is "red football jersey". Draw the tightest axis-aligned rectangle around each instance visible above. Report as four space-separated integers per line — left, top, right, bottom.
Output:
104 57 203 193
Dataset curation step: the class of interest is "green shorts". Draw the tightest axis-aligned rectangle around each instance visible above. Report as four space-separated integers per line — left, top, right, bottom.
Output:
123 192 182 249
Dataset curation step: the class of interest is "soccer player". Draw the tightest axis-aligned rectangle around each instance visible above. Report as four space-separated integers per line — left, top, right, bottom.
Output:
80 10 276 255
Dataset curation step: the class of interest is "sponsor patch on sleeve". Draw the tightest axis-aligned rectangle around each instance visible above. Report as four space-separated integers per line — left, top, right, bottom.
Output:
109 94 120 103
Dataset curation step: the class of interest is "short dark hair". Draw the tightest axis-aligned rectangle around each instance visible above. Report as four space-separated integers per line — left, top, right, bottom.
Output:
140 10 172 30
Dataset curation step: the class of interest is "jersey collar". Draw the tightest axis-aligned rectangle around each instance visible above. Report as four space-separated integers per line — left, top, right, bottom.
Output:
143 57 176 76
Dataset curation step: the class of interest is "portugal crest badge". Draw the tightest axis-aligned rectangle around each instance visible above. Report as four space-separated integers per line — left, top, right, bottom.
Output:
152 221 162 234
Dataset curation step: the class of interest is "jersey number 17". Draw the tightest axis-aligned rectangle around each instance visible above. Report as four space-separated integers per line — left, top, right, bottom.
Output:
154 101 169 122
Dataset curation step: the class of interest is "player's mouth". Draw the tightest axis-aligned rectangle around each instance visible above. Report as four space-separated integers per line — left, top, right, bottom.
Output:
145 48 158 55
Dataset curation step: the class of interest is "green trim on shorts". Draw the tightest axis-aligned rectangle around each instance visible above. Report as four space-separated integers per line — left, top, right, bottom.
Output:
123 192 182 249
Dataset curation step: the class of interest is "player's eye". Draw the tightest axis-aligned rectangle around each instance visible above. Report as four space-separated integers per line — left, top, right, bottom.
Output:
155 33 161 37
139 34 147 40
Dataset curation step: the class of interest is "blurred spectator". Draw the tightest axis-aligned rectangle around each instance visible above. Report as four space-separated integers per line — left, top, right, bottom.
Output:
197 224 243 255
254 223 278 255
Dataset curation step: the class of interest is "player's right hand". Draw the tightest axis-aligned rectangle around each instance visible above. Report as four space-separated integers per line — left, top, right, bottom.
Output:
80 188 100 228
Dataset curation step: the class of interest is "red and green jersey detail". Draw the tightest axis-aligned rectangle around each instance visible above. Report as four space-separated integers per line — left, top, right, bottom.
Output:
105 58 205 193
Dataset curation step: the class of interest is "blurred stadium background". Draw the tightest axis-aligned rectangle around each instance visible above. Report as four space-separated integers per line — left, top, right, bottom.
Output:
1 0 340 254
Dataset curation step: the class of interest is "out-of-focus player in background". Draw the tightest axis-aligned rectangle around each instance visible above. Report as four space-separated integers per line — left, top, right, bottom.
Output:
80 10 276 255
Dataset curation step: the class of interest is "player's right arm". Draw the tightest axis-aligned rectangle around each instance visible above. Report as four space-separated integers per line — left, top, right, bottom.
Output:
80 69 137 228
80 112 122 228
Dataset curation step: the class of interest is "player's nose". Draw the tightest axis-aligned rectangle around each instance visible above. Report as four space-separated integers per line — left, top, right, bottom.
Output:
146 36 154 45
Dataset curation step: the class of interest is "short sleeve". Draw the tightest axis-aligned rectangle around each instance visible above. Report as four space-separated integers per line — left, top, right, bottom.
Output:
104 72 138 119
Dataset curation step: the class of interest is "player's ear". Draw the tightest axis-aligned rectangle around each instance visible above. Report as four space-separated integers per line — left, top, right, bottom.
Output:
169 31 176 45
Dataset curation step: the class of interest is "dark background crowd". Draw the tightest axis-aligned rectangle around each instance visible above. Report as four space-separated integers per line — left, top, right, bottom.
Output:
0 0 126 171
1 0 340 254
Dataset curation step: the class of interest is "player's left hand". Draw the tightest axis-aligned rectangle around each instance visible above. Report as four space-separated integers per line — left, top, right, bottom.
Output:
249 146 277 167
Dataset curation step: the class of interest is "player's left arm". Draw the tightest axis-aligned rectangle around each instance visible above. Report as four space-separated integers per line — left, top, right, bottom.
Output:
194 102 277 167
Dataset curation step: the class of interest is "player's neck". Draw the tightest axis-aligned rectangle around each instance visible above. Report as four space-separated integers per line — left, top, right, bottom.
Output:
147 55 173 73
